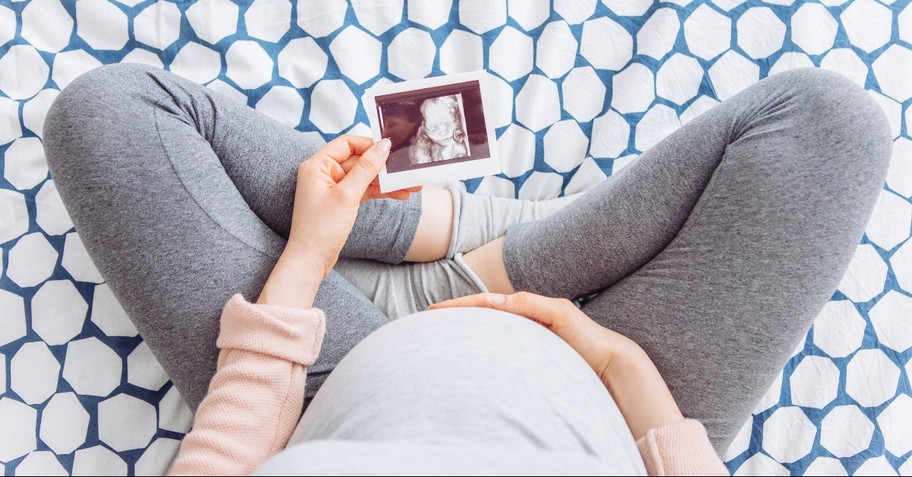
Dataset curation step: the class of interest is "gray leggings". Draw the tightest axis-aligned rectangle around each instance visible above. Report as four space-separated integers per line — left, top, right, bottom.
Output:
44 65 890 452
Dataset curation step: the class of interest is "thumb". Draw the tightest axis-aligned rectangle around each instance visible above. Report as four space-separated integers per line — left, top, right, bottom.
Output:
339 138 391 195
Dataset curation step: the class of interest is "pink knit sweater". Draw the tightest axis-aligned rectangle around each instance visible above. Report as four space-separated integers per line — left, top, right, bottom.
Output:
169 295 729 476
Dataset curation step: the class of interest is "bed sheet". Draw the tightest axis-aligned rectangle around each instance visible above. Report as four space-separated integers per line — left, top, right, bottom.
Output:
0 0 910 475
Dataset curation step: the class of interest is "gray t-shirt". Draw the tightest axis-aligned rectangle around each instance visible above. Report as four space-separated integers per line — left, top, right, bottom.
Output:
255 308 647 475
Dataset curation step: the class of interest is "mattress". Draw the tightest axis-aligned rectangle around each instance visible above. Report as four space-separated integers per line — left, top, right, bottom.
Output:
0 0 910 475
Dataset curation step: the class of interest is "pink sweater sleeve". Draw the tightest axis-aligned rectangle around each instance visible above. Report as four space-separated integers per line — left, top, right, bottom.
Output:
169 294 325 476
636 419 730 476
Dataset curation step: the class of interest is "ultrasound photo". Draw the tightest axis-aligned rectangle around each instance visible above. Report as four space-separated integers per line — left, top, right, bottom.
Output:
374 80 490 173
366 72 501 192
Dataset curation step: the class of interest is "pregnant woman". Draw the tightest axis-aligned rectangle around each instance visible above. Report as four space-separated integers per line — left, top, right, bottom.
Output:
44 65 890 475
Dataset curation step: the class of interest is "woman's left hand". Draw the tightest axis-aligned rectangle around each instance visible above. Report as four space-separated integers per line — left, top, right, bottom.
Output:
430 292 637 380
430 292 686 439
288 135 417 278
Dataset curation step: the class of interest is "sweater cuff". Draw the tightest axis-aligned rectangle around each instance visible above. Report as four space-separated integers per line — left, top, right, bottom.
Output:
216 294 326 366
636 419 728 476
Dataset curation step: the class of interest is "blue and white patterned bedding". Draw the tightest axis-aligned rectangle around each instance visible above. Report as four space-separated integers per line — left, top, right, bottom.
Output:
1 0 911 475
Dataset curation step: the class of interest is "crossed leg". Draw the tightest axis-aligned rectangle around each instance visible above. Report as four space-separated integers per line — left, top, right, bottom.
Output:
44 63 574 410
43 64 458 409
465 68 891 451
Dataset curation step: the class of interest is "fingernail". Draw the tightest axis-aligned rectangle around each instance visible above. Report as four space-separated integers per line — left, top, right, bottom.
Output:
488 294 506 306
376 138 391 154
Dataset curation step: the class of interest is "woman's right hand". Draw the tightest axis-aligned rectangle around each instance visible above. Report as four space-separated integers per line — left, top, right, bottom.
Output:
286 136 401 279
430 292 686 440
258 136 417 309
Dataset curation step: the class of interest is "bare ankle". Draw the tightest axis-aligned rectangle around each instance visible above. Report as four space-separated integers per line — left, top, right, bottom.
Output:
462 237 515 294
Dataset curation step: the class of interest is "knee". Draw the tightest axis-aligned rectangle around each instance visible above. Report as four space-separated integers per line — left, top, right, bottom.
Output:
776 68 890 140
64 62 158 98
44 63 158 171
47 63 156 128
769 68 892 173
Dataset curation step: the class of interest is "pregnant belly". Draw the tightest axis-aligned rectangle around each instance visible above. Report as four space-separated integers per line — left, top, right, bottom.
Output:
288 307 644 470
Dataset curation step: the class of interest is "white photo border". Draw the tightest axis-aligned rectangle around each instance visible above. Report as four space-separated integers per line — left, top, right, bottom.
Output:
363 71 502 193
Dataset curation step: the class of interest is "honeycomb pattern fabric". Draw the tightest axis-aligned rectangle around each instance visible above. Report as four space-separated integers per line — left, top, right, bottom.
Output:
0 0 911 475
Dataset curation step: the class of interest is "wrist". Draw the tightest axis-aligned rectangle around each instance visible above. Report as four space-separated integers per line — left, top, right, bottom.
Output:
281 240 336 278
596 334 646 385
280 244 330 275
601 343 685 440
256 250 325 309
601 342 657 391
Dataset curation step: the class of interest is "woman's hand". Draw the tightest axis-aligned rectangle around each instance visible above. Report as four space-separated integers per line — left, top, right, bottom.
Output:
430 292 685 439
258 136 417 309
430 292 637 381
286 135 412 277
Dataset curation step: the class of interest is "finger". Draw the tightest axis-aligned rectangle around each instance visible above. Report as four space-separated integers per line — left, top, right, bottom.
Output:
501 292 571 327
339 154 361 173
339 138 391 197
381 186 421 194
328 158 346 183
384 190 410 200
429 292 555 328
306 155 346 183
371 186 421 198
433 292 571 327
321 135 374 163
369 190 411 202
429 293 497 309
